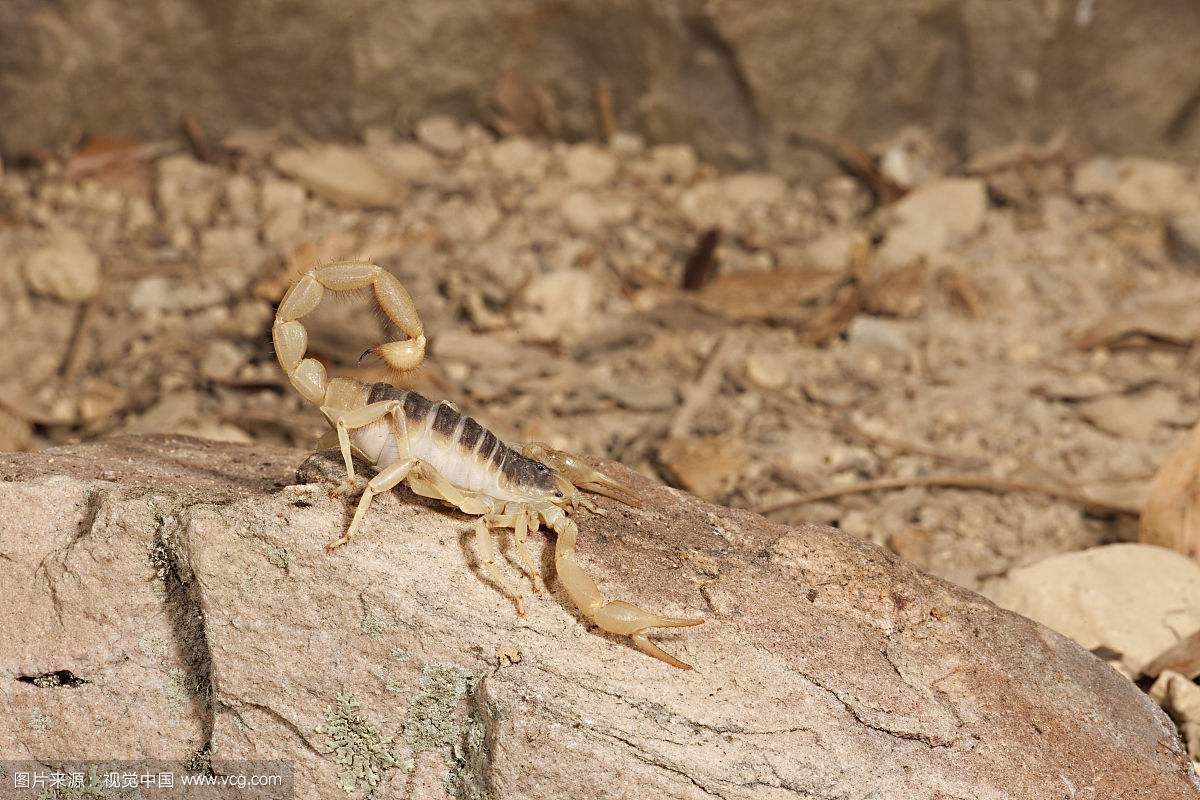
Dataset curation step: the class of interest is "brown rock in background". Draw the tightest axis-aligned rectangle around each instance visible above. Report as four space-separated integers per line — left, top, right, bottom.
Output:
1 435 1197 798
5 1 1200 175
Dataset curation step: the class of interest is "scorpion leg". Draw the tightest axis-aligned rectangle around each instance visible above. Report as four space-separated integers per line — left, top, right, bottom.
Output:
522 443 642 508
510 505 545 595
540 504 703 669
327 457 419 552
474 515 527 615
322 400 403 496
392 464 532 611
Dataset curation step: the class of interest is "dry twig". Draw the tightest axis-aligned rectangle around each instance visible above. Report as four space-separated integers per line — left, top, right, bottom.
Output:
759 474 1141 517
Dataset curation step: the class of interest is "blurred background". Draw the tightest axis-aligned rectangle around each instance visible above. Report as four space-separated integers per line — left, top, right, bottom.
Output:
3 0 1200 702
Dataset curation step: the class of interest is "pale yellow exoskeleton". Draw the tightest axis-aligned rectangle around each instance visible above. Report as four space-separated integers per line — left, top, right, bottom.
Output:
272 260 704 669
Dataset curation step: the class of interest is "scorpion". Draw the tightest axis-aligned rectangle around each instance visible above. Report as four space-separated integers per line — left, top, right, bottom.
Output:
272 260 704 669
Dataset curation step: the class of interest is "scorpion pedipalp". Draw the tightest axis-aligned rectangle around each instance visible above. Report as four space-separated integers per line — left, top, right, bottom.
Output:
523 442 643 508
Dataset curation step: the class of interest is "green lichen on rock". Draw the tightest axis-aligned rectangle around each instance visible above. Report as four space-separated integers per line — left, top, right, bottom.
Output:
265 545 291 571
403 665 492 798
404 665 476 752
316 691 406 795
448 694 494 800
28 710 52 733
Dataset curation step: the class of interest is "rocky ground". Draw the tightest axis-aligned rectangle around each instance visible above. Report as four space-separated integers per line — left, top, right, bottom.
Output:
3 116 1200 791
2 436 1197 799
3 118 1200 594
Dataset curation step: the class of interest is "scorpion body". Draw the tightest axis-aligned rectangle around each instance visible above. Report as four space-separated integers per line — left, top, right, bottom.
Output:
272 260 703 669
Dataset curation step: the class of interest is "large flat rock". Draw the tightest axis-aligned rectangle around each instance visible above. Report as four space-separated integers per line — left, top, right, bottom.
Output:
2 435 1197 798
4 2 1200 172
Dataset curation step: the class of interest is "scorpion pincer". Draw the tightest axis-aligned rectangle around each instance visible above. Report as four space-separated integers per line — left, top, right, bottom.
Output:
272 260 704 669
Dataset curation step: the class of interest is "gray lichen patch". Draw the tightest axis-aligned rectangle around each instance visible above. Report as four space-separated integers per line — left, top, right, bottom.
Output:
316 691 408 795
265 545 291 571
404 665 476 752
27 710 52 734
402 665 493 798
449 686 494 800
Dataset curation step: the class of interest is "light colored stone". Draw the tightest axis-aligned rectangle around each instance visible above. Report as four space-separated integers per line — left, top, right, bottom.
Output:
23 232 101 302
722 172 786 207
984 543 1200 675
489 137 548 181
745 351 789 389
273 145 399 208
650 143 698 184
415 115 466 155
199 225 261 268
846 315 911 356
0 437 1195 799
200 340 247 381
804 229 862 271
373 142 441 180
1078 387 1184 441
1074 156 1198 216
559 191 605 234
260 177 307 246
157 153 222 228
519 269 601 343
563 143 617 186
877 177 987 268
223 173 259 225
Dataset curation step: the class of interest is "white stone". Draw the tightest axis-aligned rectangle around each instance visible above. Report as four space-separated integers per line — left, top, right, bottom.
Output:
984 543 1200 675
560 191 605 234
650 143 698 184
722 172 786 208
563 144 617 187
272 145 398 208
157 154 222 228
1074 156 1196 216
374 142 440 180
846 315 911 356
877 177 987 268
804 230 861 271
489 137 547 181
415 115 466 155
260 177 308 246
23 232 100 302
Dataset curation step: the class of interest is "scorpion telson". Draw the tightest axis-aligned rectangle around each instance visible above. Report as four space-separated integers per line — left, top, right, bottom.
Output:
272 259 704 669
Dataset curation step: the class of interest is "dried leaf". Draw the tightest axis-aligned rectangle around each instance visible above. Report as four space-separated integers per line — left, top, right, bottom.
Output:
658 435 749 501
863 258 927 318
493 70 559 138
64 136 172 196
939 269 985 317
692 269 848 326
681 228 721 291
1140 418 1200 560
1075 295 1200 349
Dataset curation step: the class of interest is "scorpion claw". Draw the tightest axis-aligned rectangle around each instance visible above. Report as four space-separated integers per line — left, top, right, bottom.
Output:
590 599 704 670
574 475 642 509
523 443 643 508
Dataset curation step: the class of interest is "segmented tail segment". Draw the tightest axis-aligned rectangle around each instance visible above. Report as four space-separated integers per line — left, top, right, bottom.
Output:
272 261 426 406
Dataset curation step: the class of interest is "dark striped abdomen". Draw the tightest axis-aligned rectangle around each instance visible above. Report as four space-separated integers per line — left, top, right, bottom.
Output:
363 383 557 497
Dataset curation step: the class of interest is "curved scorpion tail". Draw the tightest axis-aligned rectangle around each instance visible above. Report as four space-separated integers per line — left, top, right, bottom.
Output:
544 506 704 669
272 260 426 406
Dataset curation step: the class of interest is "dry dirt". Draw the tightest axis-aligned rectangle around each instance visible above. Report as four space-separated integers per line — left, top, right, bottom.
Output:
1 119 1199 600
